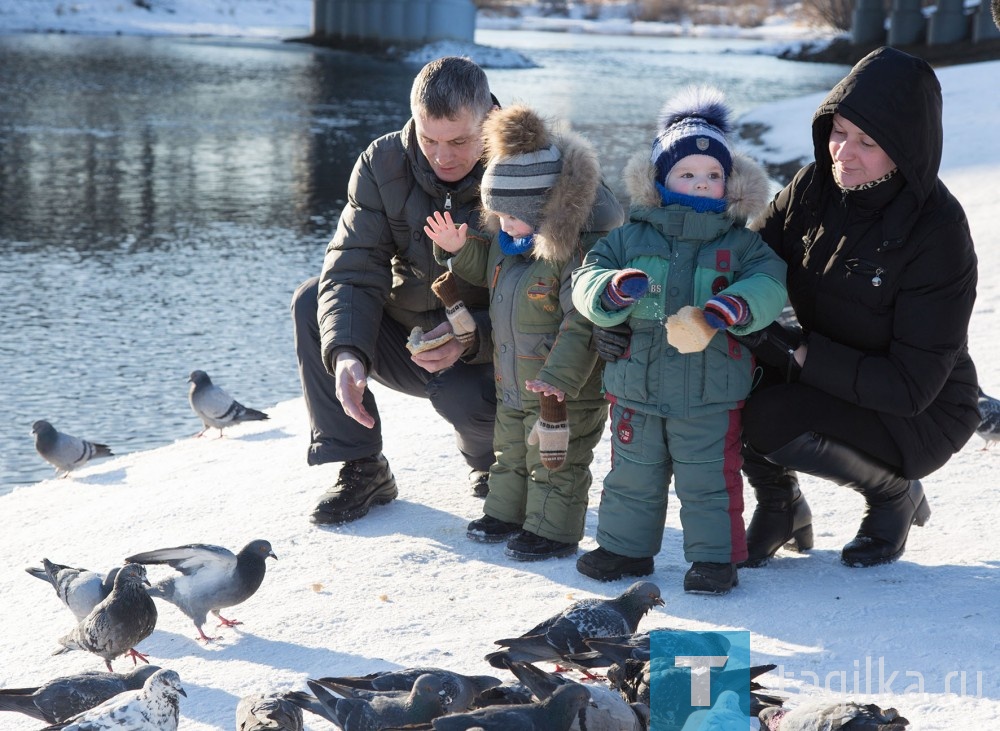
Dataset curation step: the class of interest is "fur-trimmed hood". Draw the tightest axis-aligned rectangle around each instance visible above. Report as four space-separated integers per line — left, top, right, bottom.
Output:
480 106 611 264
621 147 772 226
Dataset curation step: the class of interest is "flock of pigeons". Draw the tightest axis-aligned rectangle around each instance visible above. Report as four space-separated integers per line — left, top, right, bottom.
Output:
31 370 270 478
16 372 995 729
32 376 1000 480
3 570 911 730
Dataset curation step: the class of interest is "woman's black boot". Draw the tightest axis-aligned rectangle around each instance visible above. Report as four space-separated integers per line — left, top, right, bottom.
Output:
766 432 931 567
739 448 813 568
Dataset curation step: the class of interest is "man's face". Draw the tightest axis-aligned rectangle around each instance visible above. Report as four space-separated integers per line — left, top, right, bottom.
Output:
414 108 485 183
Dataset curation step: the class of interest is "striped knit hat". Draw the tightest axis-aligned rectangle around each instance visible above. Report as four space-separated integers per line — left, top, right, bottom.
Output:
480 143 562 229
651 86 733 185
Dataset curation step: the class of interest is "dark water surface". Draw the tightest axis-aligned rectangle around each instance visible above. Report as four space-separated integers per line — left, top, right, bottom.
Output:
0 30 848 490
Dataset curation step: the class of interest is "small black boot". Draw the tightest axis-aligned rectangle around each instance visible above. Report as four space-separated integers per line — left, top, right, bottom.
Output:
740 448 813 568
766 433 931 567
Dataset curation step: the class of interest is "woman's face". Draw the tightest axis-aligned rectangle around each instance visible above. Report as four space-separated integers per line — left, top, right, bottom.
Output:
828 113 897 187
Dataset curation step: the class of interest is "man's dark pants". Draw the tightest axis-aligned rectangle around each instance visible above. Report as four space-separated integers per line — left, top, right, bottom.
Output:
291 277 496 472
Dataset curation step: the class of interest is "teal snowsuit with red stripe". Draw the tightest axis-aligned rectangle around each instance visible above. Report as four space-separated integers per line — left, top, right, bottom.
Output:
571 152 787 563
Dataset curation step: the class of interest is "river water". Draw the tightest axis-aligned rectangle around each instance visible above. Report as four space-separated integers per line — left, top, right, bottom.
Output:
0 29 849 491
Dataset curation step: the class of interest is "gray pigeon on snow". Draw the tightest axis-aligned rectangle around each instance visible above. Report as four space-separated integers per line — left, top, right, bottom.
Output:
976 387 1000 449
507 661 649 731
55 562 157 672
0 665 160 724
679 690 748 731
760 699 909 730
25 559 121 621
384 682 591 731
40 667 185 731
31 420 113 477
288 674 446 730
124 539 276 641
236 692 304 731
485 581 664 669
314 668 502 713
188 369 269 437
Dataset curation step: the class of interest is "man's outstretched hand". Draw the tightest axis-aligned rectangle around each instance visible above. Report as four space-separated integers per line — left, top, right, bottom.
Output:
335 352 375 428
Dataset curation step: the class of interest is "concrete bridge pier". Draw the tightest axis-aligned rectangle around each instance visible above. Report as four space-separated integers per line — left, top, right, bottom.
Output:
311 0 477 49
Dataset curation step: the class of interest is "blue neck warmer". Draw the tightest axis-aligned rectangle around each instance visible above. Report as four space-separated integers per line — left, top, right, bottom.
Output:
499 230 535 256
655 182 728 214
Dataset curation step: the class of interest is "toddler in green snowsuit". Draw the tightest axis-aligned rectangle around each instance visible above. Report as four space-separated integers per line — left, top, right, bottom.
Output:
425 105 624 561
572 86 787 593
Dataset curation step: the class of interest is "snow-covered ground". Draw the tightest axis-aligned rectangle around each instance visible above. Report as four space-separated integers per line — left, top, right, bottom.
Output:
1 3 998 731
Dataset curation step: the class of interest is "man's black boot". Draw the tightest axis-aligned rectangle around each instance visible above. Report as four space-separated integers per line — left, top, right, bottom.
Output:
766 433 930 567
311 453 398 525
740 447 813 568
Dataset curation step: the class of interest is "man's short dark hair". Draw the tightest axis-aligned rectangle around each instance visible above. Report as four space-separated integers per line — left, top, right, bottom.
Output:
410 56 492 122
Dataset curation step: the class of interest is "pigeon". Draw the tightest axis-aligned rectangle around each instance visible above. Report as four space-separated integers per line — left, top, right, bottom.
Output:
0 666 160 724
507 660 649 731
679 690 748 731
188 369 269 437
31 420 113 477
40 667 185 731
55 562 157 672
314 668 503 713
565 631 651 668
384 682 591 731
485 581 664 669
288 674 446 730
236 692 304 731
125 539 276 641
759 700 909 730
25 559 121 621
976 387 1000 449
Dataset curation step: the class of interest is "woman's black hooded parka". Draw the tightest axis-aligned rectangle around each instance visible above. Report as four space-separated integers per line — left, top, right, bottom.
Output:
753 47 979 479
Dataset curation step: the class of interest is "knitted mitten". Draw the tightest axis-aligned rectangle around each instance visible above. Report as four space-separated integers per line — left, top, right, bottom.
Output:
702 294 750 330
600 269 649 311
431 271 477 348
527 394 569 470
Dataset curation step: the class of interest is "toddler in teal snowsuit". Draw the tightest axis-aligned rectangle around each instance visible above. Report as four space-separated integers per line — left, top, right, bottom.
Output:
572 86 787 593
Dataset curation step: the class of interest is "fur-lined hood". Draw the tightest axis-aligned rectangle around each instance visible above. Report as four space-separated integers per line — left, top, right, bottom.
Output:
480 106 609 264
621 147 772 226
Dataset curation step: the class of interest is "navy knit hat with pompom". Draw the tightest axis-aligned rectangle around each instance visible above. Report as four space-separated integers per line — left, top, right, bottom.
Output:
651 86 733 184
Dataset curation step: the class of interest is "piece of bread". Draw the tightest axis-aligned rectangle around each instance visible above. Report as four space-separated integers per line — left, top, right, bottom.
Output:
666 305 717 353
405 326 455 355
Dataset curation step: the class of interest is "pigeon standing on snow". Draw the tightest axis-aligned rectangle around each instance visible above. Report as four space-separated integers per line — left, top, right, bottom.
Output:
288 674 446 730
25 559 121 621
976 387 1000 449
55 562 157 672
41 668 185 731
679 690 748 730
236 692 304 731
188 369 269 437
390 682 591 731
124 539 276 641
486 581 664 669
0 666 160 724
31 420 113 477
507 660 649 731
314 668 502 713
760 700 909 730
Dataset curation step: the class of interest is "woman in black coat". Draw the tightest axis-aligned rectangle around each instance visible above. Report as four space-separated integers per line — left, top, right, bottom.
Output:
740 47 979 569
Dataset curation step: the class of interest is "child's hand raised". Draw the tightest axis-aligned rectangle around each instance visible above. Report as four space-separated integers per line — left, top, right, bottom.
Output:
525 379 565 402
424 210 468 253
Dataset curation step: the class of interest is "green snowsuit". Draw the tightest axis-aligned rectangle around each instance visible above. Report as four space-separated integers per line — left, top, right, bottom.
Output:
572 151 787 562
442 127 624 543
